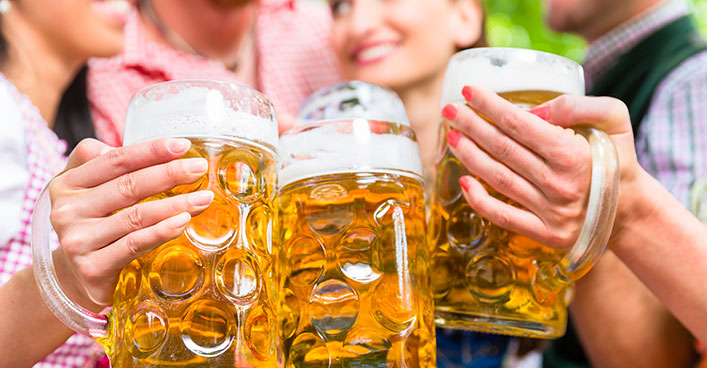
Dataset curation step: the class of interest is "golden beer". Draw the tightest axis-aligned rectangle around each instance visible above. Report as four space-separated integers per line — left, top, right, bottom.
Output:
276 119 436 367
104 137 277 367
31 80 282 367
431 90 571 338
431 48 619 338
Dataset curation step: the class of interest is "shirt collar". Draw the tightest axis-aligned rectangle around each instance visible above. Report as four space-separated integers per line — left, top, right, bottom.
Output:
120 10 236 81
583 0 690 90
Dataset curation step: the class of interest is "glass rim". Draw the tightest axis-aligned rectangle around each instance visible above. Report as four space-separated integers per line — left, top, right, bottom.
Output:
123 79 278 149
129 78 271 104
282 117 418 139
451 47 582 71
278 118 424 188
441 47 585 106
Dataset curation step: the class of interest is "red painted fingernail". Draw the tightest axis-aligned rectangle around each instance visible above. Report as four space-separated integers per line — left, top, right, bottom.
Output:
447 129 461 148
462 86 473 101
459 176 472 192
529 104 549 120
442 104 458 120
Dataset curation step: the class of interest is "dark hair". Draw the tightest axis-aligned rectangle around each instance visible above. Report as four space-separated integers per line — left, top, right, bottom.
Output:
0 16 7 65
53 65 97 151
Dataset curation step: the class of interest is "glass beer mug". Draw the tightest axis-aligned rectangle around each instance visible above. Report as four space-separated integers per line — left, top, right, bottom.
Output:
276 81 436 367
430 48 620 338
32 80 280 366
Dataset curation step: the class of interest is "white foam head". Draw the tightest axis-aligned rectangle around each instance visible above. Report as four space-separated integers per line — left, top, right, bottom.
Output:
296 81 411 127
441 48 585 106
123 80 278 150
278 119 423 188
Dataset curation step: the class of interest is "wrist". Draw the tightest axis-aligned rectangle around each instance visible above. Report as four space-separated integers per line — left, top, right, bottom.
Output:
51 250 104 313
608 169 660 252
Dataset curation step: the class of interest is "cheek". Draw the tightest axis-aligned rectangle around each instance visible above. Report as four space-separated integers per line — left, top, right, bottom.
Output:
73 18 125 58
331 25 353 69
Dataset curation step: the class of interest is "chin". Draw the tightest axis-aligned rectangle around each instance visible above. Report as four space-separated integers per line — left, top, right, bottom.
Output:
345 67 404 91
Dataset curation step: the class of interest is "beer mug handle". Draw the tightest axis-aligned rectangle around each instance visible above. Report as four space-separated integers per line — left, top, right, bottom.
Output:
554 126 620 282
31 183 108 339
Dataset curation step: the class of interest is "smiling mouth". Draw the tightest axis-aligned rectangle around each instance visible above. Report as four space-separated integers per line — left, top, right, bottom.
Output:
353 42 399 65
93 0 132 24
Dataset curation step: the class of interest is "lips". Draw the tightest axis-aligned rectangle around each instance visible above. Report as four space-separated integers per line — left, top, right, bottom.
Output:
92 0 132 25
351 41 399 66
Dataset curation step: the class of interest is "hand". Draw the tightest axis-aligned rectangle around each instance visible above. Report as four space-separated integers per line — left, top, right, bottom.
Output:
48 138 213 307
442 85 635 249
278 111 296 135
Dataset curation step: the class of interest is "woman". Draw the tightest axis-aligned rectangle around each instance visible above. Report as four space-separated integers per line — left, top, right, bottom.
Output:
0 1 213 366
329 0 483 172
327 0 526 366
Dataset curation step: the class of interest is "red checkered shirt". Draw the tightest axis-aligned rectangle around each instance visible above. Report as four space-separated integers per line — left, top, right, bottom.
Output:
88 0 343 147
0 74 103 367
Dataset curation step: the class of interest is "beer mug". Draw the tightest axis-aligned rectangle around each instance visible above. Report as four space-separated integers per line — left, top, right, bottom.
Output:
275 81 436 367
32 80 280 366
430 48 620 338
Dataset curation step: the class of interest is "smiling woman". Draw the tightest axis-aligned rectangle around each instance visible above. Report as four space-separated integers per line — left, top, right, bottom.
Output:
327 0 521 366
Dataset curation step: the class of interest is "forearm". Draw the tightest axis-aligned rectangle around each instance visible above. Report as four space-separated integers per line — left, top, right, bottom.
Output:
570 251 696 368
0 267 74 367
610 170 707 342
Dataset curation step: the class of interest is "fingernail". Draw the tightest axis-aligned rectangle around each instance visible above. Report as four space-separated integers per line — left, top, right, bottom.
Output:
185 158 208 174
100 145 115 155
459 176 472 192
529 104 549 120
188 190 214 206
442 104 458 120
462 86 473 101
170 212 191 228
167 138 191 154
447 129 461 148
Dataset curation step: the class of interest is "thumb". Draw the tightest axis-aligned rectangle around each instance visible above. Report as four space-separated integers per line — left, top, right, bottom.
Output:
529 95 633 137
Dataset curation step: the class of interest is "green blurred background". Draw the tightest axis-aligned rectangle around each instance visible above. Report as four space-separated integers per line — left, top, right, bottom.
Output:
485 0 707 62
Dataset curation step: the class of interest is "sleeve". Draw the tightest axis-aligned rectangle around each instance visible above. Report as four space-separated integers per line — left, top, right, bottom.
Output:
0 87 30 246
635 51 707 208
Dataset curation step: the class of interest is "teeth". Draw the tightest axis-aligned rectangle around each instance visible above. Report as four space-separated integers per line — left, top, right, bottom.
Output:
357 43 396 62
94 0 131 17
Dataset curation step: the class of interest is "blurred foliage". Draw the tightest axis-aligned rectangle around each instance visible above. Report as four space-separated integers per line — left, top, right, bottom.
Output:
484 0 707 62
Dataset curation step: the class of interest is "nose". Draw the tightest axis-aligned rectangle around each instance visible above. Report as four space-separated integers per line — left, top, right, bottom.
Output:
348 0 381 38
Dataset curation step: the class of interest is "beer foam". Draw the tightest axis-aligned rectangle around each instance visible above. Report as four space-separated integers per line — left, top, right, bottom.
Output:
441 48 584 105
297 81 411 127
123 83 278 149
278 120 423 187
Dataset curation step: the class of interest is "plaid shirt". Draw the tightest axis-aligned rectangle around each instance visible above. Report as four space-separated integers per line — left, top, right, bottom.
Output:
583 0 707 207
88 0 343 147
0 74 103 368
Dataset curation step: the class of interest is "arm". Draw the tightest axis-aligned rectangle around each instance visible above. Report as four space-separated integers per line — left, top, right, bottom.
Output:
0 138 212 367
443 86 703 365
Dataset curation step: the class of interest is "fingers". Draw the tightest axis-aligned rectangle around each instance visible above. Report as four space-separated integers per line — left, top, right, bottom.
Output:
64 139 114 170
459 175 550 243
278 111 297 135
73 191 214 253
448 129 545 214
529 95 633 136
443 102 550 188
72 157 209 217
460 85 566 160
84 212 194 297
62 138 193 188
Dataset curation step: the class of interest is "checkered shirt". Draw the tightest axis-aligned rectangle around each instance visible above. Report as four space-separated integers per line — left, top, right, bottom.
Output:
88 0 343 147
0 75 103 367
583 0 707 207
